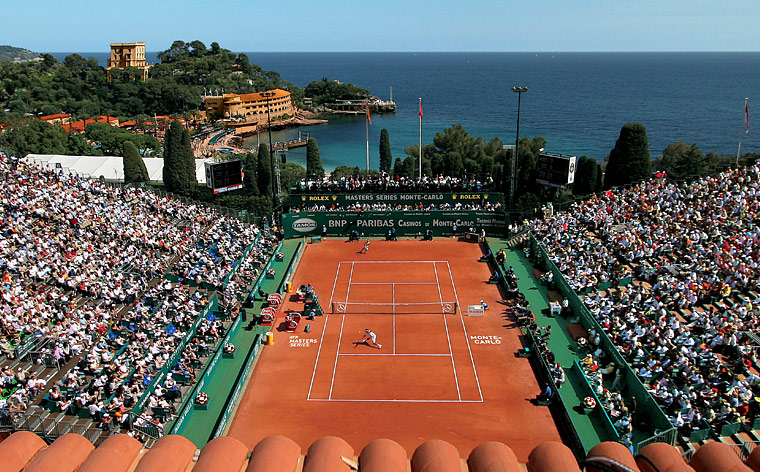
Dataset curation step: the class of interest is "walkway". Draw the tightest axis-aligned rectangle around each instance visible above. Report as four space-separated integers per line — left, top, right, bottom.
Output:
173 238 302 447
488 238 615 453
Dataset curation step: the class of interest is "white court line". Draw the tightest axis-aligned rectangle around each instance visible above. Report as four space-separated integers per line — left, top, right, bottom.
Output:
327 261 343 310
338 353 451 356
392 283 396 354
327 262 355 400
308 262 343 400
435 262 461 401
337 260 450 264
349 282 438 285
308 398 484 403
344 262 355 306
328 314 346 400
447 261 484 402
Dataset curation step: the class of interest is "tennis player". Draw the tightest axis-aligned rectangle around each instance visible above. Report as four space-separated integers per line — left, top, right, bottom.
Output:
357 329 382 349
359 240 370 254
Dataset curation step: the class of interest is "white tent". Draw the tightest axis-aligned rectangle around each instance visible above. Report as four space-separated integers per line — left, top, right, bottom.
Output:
24 154 208 184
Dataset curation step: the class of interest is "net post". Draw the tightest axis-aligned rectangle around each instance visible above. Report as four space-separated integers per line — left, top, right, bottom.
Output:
331 302 335 313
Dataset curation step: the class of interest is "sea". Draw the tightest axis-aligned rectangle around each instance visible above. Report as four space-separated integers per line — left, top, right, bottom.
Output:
50 51 760 172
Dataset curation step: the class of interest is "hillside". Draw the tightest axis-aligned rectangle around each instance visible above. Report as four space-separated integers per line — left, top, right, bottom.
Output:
0 45 41 62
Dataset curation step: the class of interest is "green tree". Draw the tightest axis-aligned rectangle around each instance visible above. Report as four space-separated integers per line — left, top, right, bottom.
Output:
656 141 690 173
305 138 324 178
123 140 149 183
303 78 369 106
422 158 432 177
379 128 392 173
393 157 404 177
604 122 651 189
257 143 272 196
573 156 600 196
280 162 306 192
332 165 361 179
242 152 259 196
162 121 184 193
672 144 706 179
180 126 197 195
1 120 68 155
403 156 415 178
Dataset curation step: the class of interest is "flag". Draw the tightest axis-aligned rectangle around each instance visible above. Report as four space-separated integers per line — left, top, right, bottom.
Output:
419 99 423 119
366 102 372 125
746 100 750 134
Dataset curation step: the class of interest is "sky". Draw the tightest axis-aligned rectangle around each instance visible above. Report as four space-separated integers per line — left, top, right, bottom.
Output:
3 0 760 53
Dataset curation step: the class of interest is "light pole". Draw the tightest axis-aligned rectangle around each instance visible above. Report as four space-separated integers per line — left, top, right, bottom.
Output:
261 90 277 209
510 86 528 226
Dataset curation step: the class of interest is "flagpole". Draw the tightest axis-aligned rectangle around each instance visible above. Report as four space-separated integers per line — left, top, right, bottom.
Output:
737 97 749 167
418 98 422 180
366 101 370 176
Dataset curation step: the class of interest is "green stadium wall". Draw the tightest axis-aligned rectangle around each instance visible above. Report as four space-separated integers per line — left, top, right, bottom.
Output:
282 210 506 238
290 192 501 207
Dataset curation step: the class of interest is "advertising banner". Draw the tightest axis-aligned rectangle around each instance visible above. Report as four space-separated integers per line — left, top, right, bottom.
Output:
290 192 501 208
283 210 506 238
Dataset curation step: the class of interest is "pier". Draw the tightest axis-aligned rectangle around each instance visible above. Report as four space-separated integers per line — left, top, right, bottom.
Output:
326 99 396 114
273 131 310 150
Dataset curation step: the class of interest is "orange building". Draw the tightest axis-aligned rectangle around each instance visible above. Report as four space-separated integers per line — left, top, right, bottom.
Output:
107 42 151 80
38 113 71 125
203 89 294 121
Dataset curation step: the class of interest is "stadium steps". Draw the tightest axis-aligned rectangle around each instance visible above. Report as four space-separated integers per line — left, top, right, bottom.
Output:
69 418 95 436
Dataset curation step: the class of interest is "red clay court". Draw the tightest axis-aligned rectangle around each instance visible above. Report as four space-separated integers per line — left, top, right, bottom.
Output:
228 239 560 461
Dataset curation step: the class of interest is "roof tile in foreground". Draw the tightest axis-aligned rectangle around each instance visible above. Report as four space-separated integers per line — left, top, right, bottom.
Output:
2 432 760 471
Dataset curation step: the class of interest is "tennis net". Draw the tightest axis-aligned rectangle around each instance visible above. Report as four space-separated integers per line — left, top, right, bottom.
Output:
331 301 458 314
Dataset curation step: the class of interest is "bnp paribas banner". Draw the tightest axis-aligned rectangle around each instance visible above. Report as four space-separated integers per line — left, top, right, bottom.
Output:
290 192 501 207
283 210 506 238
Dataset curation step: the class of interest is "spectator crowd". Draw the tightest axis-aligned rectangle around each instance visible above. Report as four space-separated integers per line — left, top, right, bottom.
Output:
531 164 760 435
294 173 494 193
0 152 276 439
290 200 501 213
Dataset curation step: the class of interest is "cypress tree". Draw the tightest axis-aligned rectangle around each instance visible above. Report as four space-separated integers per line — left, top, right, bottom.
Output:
573 156 598 196
393 157 404 177
123 140 149 183
162 121 183 193
243 152 259 196
180 126 196 195
257 143 272 196
379 128 392 173
604 122 651 189
403 156 415 178
305 138 324 178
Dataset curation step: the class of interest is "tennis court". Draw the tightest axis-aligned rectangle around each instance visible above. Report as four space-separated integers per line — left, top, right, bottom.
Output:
228 239 560 460
308 260 482 402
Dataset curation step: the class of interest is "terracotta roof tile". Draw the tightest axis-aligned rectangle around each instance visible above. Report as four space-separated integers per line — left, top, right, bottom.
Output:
587 441 641 471
77 434 142 472
194 436 249 472
2 431 760 471
246 435 302 472
359 438 408 472
0 430 46 471
303 436 355 472
411 439 462 472
133 434 196 472
528 441 581 472
636 442 695 472
468 441 521 472
690 442 753 472
23 433 94 472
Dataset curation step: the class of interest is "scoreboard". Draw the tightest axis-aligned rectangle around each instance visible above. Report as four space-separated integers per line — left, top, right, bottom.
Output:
205 160 243 194
535 153 576 188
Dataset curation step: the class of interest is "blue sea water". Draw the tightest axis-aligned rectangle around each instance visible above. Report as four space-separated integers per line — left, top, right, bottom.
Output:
51 51 760 172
